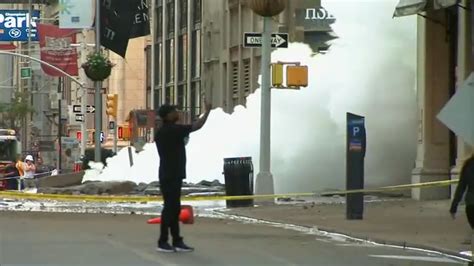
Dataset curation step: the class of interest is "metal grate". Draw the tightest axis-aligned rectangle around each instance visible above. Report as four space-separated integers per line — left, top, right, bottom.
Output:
232 61 239 98
243 59 250 96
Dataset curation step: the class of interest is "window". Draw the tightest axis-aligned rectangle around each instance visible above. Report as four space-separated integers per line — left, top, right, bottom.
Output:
177 84 186 109
193 0 201 23
190 82 201 119
166 39 175 83
146 45 151 90
178 36 183 81
191 29 201 78
183 34 187 80
178 34 187 81
180 0 187 29
154 89 161 110
165 40 171 83
170 39 174 82
165 86 173 104
167 1 174 34
155 43 162 85
156 6 162 39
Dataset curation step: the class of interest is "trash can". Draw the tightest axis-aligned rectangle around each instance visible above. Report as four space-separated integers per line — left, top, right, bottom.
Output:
223 157 254 208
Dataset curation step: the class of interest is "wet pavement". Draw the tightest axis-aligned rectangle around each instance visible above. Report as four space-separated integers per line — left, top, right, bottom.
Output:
0 196 471 265
0 210 468 265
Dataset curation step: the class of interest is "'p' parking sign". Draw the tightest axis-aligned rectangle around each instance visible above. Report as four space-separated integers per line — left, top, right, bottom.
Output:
0 10 40 42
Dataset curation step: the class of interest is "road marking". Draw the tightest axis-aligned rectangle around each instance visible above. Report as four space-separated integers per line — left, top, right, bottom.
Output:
369 255 462 264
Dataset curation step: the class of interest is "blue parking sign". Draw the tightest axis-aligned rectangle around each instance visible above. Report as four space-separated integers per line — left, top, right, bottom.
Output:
0 10 40 42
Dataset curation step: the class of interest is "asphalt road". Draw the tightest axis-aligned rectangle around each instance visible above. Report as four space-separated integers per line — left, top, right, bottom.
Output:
0 211 468 265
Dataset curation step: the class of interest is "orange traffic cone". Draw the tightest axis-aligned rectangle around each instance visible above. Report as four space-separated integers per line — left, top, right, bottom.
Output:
147 205 194 225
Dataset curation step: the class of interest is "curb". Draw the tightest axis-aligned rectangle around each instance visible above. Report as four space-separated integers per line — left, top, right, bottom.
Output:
314 225 472 261
217 210 472 262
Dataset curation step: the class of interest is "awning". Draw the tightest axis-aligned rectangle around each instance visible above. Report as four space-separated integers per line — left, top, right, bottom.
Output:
393 0 427 17
393 0 459 17
434 0 458 9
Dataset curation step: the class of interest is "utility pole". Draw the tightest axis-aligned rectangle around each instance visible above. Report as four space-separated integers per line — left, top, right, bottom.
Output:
94 0 102 162
150 0 156 138
26 0 33 154
255 16 274 195
57 77 63 172
247 1 286 196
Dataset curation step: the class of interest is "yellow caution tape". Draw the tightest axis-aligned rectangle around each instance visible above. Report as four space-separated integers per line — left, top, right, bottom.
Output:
0 179 459 203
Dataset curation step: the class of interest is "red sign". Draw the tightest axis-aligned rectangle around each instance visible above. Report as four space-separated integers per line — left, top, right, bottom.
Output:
37 24 78 77
118 126 123 139
76 131 82 141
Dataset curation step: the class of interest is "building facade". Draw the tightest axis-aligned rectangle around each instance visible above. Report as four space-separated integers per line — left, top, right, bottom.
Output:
395 0 472 200
152 0 334 116
201 0 332 113
152 0 202 121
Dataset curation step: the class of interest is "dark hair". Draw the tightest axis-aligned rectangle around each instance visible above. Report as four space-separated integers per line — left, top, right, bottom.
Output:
158 105 177 119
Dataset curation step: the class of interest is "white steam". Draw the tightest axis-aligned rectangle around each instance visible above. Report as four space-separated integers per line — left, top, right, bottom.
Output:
84 0 417 194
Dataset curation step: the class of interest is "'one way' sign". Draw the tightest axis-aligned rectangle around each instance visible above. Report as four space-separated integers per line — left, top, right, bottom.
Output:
243 32 288 48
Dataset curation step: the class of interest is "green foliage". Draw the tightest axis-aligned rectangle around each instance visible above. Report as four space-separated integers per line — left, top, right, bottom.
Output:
81 51 114 81
0 91 35 129
82 51 114 70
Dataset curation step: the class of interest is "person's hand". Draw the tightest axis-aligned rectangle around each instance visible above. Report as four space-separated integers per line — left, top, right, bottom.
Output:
450 211 456 220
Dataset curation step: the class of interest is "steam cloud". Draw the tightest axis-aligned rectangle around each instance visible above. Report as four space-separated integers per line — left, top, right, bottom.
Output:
84 0 417 194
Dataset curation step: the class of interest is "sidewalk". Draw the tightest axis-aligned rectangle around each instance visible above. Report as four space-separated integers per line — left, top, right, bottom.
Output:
224 198 472 258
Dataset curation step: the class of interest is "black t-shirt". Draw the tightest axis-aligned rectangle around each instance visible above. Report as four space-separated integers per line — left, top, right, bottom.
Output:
155 123 192 180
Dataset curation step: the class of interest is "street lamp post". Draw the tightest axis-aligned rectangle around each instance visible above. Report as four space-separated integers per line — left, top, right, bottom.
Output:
94 0 102 162
247 0 286 196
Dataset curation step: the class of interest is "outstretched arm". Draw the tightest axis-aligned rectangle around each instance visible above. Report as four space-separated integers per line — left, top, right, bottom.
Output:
191 102 212 132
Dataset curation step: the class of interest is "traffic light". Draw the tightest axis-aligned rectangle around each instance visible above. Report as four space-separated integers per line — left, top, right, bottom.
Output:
117 125 130 140
271 63 284 87
118 126 123 139
287 66 308 88
106 94 118 118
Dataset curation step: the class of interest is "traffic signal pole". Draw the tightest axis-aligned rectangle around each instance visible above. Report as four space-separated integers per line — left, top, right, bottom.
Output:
113 122 117 154
94 0 103 162
106 94 118 154
255 16 274 196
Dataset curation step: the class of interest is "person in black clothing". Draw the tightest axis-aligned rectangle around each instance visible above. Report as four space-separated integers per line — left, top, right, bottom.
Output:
155 103 211 253
3 163 20 190
450 155 474 263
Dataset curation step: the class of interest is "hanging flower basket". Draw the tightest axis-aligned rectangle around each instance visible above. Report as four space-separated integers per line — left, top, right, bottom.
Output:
82 52 114 81
246 0 286 17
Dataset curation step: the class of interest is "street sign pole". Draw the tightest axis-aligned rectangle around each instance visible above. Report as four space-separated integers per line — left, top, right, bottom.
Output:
255 16 274 196
113 121 117 154
80 30 87 158
94 0 102 162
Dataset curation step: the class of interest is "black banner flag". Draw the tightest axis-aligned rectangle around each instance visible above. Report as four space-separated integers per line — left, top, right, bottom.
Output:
100 0 135 58
130 0 151 39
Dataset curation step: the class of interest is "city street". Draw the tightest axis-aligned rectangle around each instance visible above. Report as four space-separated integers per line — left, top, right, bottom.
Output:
0 211 467 265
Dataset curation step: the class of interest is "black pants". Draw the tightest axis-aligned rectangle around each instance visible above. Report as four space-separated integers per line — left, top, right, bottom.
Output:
466 205 474 229
159 178 183 245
